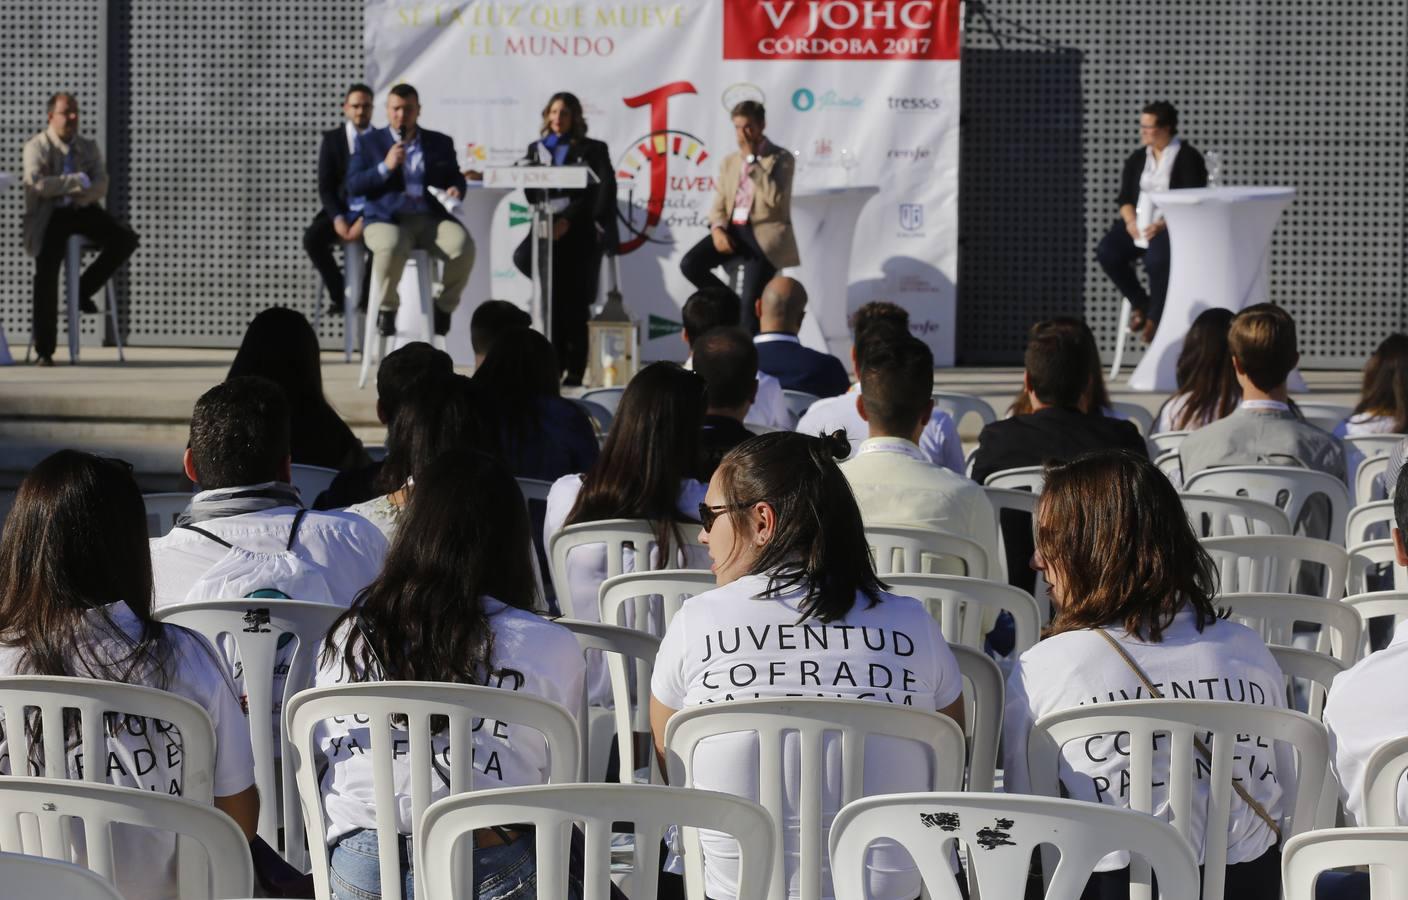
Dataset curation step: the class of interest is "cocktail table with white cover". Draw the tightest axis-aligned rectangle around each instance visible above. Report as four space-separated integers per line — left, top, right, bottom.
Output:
1129 186 1296 392
788 185 880 359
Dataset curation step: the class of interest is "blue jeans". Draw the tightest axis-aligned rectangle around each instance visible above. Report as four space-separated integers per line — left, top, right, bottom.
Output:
330 828 541 900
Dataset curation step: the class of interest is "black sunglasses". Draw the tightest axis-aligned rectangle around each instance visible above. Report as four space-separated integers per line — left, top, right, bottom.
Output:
697 500 764 532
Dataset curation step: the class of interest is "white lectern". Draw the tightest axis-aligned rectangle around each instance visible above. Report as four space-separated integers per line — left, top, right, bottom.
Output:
1129 186 1296 392
788 185 880 359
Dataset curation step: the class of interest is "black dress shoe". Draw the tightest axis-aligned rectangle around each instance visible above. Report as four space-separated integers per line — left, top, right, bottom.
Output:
433 307 451 336
377 309 397 337
32 354 54 367
326 301 345 317
79 297 99 315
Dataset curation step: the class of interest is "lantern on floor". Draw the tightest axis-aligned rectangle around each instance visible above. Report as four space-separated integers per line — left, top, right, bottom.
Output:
587 258 638 388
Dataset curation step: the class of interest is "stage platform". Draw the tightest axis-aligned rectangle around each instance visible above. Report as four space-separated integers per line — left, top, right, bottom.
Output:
0 347 1363 499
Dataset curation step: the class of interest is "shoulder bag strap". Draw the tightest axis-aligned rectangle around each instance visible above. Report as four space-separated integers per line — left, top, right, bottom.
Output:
1093 629 1282 840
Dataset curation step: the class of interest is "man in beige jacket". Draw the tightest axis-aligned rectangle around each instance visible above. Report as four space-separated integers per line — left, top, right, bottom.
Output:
23 92 138 365
680 100 798 334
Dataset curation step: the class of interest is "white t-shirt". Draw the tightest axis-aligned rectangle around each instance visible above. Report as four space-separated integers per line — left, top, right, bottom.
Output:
651 572 963 900
314 598 584 843
795 385 964 474
0 602 255 900
1002 610 1288 870
543 474 709 705
1324 628 1408 825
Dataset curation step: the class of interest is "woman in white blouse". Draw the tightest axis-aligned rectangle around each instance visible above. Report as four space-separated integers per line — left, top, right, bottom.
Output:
1002 449 1287 900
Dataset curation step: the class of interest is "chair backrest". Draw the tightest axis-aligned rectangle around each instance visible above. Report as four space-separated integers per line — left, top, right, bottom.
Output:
286 682 581 900
983 465 1045 492
983 486 1047 590
1364 735 1408 826
950 645 1003 793
1200 534 1349 599
364 443 388 462
1111 401 1156 436
1293 401 1353 433
597 569 716 637
580 387 625 416
554 618 662 784
1267 646 1347 720
829 792 1200 900
1179 492 1292 538
570 398 614 441
880 573 1042 655
288 464 340 505
782 389 821 419
1183 465 1352 546
515 476 553 507
548 519 706 621
1155 448 1184 485
142 491 192 538
1343 590 1408 658
1029 699 1329 900
416 784 776 900
1217 592 1362 666
0 851 125 900
1348 539 1407 594
664 697 966 900
0 777 253 899
864 523 989 579
1357 454 1394 506
154 599 345 866
1281 827 1408 900
931 391 997 430
1348 500 1396 547
1150 430 1192 453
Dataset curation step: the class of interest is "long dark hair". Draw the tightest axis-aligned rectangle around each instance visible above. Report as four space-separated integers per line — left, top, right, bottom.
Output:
1038 450 1219 642
564 362 706 561
0 450 171 684
1353 333 1408 432
377 373 493 493
326 453 539 684
539 91 588 142
472 327 560 453
1168 307 1239 430
715 430 885 622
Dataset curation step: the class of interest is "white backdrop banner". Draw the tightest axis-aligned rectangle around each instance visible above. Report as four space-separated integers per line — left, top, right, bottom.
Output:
365 0 960 364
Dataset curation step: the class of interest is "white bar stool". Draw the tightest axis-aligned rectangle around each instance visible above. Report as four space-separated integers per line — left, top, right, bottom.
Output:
26 235 124 364
311 239 367 362
358 249 440 388
1108 295 1132 380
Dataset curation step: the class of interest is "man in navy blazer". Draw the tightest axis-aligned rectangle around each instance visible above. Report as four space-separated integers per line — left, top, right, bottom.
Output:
345 83 473 337
752 276 850 398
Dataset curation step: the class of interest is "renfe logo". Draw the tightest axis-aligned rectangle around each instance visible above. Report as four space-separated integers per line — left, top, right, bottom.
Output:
723 0 960 61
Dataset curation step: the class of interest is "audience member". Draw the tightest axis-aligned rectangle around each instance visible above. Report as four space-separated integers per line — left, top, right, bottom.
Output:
473 326 599 481
1002 450 1288 900
691 326 758 481
318 453 584 900
651 430 963 900
841 335 997 568
545 362 708 703
1335 332 1408 438
970 321 1147 485
752 276 849 398
1008 318 1122 420
1179 303 1344 480
227 306 370 473
314 341 455 509
682 285 792 430
470 298 532 367
795 301 963 471
0 451 258 899
345 373 491 538
150 376 387 608
1154 307 1240 433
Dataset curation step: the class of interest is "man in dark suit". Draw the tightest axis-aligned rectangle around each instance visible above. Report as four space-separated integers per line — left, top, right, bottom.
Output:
306 84 373 316
752 276 850 398
346 83 472 338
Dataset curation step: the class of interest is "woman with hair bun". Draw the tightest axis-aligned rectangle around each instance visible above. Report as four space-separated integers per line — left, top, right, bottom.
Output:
650 429 964 900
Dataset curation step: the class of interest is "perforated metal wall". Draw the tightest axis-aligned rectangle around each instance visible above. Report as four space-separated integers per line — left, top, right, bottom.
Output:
958 0 1408 366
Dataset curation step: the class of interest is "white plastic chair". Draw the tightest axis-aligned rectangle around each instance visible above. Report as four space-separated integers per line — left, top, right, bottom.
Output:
1155 448 1183 485
554 618 662 784
154 599 344 867
1150 430 1191 453
1347 500 1395 547
983 465 1044 492
931 391 997 431
1200 534 1349 599
1108 296 1134 381
309 238 366 362
515 476 552 509
286 682 581 900
1268 645 1347 720
1363 735 1408 826
416 784 776 900
1111 401 1156 437
142 491 192 537
1293 401 1353 433
571 398 613 442
1180 492 1292 537
1348 539 1407 593
865 524 989 579
0 777 252 900
548 519 706 621
0 852 125 900
881 573 1042 655
580 387 625 416
289 464 340 505
359 248 441 388
1029 699 1329 900
782 389 821 420
1343 590 1408 658
983 485 1040 581
664 697 966 900
950 645 1003 793
1357 454 1394 506
364 443 388 463
1281 827 1408 900
830 792 1200 900
1217 592 1362 665
1184 465 1353 545
597 569 716 636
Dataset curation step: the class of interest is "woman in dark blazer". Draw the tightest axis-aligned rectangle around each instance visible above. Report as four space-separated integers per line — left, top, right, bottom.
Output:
1095 101 1207 341
512 92 617 386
